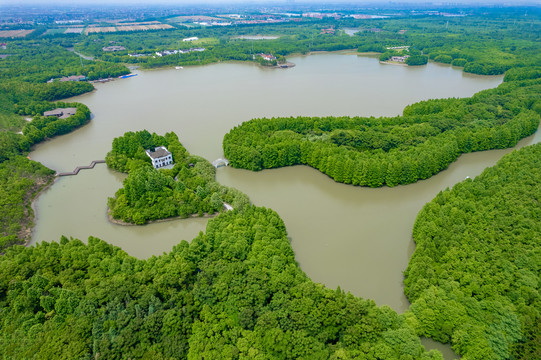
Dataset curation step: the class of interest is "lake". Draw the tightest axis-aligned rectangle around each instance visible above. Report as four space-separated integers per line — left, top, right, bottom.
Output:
30 53 520 317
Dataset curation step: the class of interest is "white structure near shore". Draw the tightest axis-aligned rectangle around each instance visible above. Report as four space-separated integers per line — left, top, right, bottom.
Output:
146 146 173 169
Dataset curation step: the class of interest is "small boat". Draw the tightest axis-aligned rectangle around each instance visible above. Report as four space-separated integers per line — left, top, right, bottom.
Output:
119 73 138 79
175 66 184 69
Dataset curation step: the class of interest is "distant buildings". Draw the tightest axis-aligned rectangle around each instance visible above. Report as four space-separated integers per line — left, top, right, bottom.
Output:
259 53 276 61
146 146 173 169
303 12 341 20
59 75 87 82
47 75 87 83
43 108 77 119
0 43 6 50
321 27 335 34
182 37 198 42
390 55 410 62
387 46 410 50
349 14 389 20
102 46 126 52
155 47 205 57
155 50 178 57
128 53 150 57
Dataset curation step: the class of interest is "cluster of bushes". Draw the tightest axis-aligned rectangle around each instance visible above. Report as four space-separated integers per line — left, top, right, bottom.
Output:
405 143 541 360
224 76 540 187
106 130 249 224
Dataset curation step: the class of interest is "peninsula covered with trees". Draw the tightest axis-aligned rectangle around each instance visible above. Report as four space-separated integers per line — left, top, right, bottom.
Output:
224 73 540 187
405 143 541 360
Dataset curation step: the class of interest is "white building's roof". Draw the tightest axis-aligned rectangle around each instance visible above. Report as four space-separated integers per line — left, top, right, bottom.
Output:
146 146 171 159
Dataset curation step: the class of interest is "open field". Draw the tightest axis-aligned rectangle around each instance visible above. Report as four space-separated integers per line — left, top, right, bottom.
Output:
117 24 173 31
65 27 84 34
85 26 116 34
44 28 66 35
116 21 163 26
85 23 173 34
0 29 34 38
145 24 174 30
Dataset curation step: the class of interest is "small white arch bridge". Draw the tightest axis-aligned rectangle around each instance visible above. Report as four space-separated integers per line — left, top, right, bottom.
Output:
212 158 229 168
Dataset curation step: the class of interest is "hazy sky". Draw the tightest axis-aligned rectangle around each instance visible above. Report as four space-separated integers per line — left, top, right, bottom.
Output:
5 0 540 5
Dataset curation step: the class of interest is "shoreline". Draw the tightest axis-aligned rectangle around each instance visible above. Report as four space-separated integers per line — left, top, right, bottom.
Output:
140 49 364 72
379 60 408 66
106 208 220 226
27 176 57 247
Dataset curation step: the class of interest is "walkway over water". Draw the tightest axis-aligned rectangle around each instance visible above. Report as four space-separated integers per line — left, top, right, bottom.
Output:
57 160 106 176
212 158 229 168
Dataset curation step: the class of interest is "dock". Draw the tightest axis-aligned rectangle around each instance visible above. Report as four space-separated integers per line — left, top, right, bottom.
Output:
56 160 106 176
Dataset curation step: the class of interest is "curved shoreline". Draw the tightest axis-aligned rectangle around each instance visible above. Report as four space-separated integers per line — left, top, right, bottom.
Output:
27 176 57 246
106 208 219 226
379 60 408 66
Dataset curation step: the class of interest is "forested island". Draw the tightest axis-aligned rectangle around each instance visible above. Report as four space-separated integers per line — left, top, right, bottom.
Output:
106 130 249 224
0 3 539 359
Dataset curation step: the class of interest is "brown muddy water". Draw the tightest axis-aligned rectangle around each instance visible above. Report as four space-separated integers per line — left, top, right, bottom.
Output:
29 53 534 359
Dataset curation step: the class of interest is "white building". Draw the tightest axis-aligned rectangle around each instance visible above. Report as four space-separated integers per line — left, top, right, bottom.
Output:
259 53 276 61
183 37 199 42
145 146 173 169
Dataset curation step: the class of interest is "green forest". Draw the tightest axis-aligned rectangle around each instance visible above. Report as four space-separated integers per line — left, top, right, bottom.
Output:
0 207 443 359
0 156 54 251
0 6 539 360
0 37 131 253
106 130 249 224
223 73 540 187
404 144 541 360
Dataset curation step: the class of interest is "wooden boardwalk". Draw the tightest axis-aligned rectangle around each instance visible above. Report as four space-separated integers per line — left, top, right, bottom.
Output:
56 160 106 176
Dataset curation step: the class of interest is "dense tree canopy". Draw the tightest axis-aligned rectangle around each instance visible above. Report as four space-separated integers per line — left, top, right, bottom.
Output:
106 130 249 224
404 144 541 360
0 156 54 251
0 207 442 359
223 77 540 187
